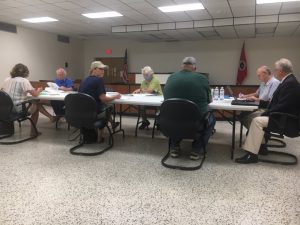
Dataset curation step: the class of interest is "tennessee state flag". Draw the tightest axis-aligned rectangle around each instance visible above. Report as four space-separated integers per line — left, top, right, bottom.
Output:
236 42 247 85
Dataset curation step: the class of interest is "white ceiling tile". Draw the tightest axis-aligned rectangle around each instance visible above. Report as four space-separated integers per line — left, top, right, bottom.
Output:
176 21 193 29
234 17 255 25
256 15 278 24
214 18 233 26
127 24 142 32
201 0 232 18
256 3 281 16
281 2 300 14
194 20 213 28
215 26 237 38
275 22 300 36
279 13 300 22
235 24 255 38
112 26 127 33
228 0 255 17
185 10 211 20
255 23 277 34
159 22 175 30
142 24 158 31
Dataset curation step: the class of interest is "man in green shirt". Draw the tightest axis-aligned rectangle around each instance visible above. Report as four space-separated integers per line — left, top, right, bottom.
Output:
133 66 162 129
163 57 216 160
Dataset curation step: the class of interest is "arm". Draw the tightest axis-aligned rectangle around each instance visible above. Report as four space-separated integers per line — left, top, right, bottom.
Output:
28 87 43 97
59 86 73 91
99 93 121 103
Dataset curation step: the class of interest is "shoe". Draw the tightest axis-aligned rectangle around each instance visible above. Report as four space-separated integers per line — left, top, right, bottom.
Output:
258 144 268 155
235 152 258 164
139 120 150 130
189 151 202 160
170 147 180 158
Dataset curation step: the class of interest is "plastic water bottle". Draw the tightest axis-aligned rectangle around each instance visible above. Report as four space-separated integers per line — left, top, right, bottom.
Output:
220 86 224 100
214 87 219 100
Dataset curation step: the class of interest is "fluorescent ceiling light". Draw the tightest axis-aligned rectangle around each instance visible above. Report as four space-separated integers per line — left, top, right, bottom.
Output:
257 0 300 4
82 11 123 19
158 3 204 12
22 17 58 23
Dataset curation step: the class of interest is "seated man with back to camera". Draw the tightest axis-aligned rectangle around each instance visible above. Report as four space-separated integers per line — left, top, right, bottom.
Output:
79 61 121 142
236 58 300 164
239 66 280 129
163 57 216 160
133 66 162 129
50 68 74 117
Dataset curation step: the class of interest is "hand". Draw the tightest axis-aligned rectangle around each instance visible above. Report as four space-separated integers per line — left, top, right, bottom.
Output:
133 89 140 94
238 93 244 98
247 96 257 101
114 93 121 99
37 87 43 93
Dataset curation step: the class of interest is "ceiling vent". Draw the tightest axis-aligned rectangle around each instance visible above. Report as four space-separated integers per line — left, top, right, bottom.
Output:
57 35 70 43
0 21 17 33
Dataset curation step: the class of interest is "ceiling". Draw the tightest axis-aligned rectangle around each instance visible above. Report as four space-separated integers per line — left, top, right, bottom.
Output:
0 0 300 42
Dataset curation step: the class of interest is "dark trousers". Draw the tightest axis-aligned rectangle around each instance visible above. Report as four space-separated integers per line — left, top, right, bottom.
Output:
51 100 65 116
170 112 216 152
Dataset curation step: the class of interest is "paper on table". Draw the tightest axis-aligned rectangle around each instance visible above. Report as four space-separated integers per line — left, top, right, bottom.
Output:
47 82 59 90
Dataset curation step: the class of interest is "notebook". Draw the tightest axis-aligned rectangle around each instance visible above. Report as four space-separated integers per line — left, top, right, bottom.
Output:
227 86 259 106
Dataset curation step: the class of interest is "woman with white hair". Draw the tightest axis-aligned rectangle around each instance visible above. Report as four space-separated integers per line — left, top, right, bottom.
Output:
133 66 162 129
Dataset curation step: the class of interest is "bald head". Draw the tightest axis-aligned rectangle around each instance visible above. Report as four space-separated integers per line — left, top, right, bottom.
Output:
256 66 272 83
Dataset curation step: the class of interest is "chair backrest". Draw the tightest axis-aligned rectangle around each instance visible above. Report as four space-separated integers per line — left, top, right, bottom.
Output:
64 93 97 129
158 98 204 140
267 113 300 138
0 91 14 121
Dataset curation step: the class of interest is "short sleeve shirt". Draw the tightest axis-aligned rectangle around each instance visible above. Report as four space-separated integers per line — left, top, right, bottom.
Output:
54 77 73 88
163 70 211 118
256 76 280 101
140 75 163 95
79 76 106 113
1 77 34 111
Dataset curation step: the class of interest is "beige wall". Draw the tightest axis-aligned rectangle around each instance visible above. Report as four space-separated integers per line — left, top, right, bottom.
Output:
84 37 300 85
0 26 84 86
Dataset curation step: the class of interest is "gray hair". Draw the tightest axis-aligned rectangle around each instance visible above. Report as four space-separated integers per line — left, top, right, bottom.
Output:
260 66 272 75
141 66 154 75
275 58 293 74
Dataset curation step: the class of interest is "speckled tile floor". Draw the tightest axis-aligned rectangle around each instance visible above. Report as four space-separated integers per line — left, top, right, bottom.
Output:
0 114 299 225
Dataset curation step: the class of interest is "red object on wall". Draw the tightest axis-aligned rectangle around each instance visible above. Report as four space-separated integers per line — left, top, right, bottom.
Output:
236 42 247 85
105 48 112 55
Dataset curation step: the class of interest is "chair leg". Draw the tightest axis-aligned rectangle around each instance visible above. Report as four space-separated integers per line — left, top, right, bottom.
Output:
135 106 141 137
239 122 243 147
259 150 297 165
161 139 206 170
0 118 38 145
152 113 157 139
70 126 113 156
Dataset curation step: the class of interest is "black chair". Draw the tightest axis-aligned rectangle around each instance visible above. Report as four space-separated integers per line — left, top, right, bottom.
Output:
260 112 299 165
64 93 113 156
0 90 38 144
158 98 210 170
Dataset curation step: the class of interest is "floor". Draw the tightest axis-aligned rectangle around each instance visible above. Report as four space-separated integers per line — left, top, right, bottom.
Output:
0 113 299 225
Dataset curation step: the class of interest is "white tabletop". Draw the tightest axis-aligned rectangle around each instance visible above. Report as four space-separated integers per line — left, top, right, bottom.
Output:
35 92 258 112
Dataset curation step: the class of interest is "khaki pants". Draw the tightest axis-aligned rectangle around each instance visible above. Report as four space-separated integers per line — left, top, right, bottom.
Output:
240 109 266 129
243 116 269 154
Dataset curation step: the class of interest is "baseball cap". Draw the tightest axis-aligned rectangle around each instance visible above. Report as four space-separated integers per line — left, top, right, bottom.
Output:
182 57 196 65
90 61 108 70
